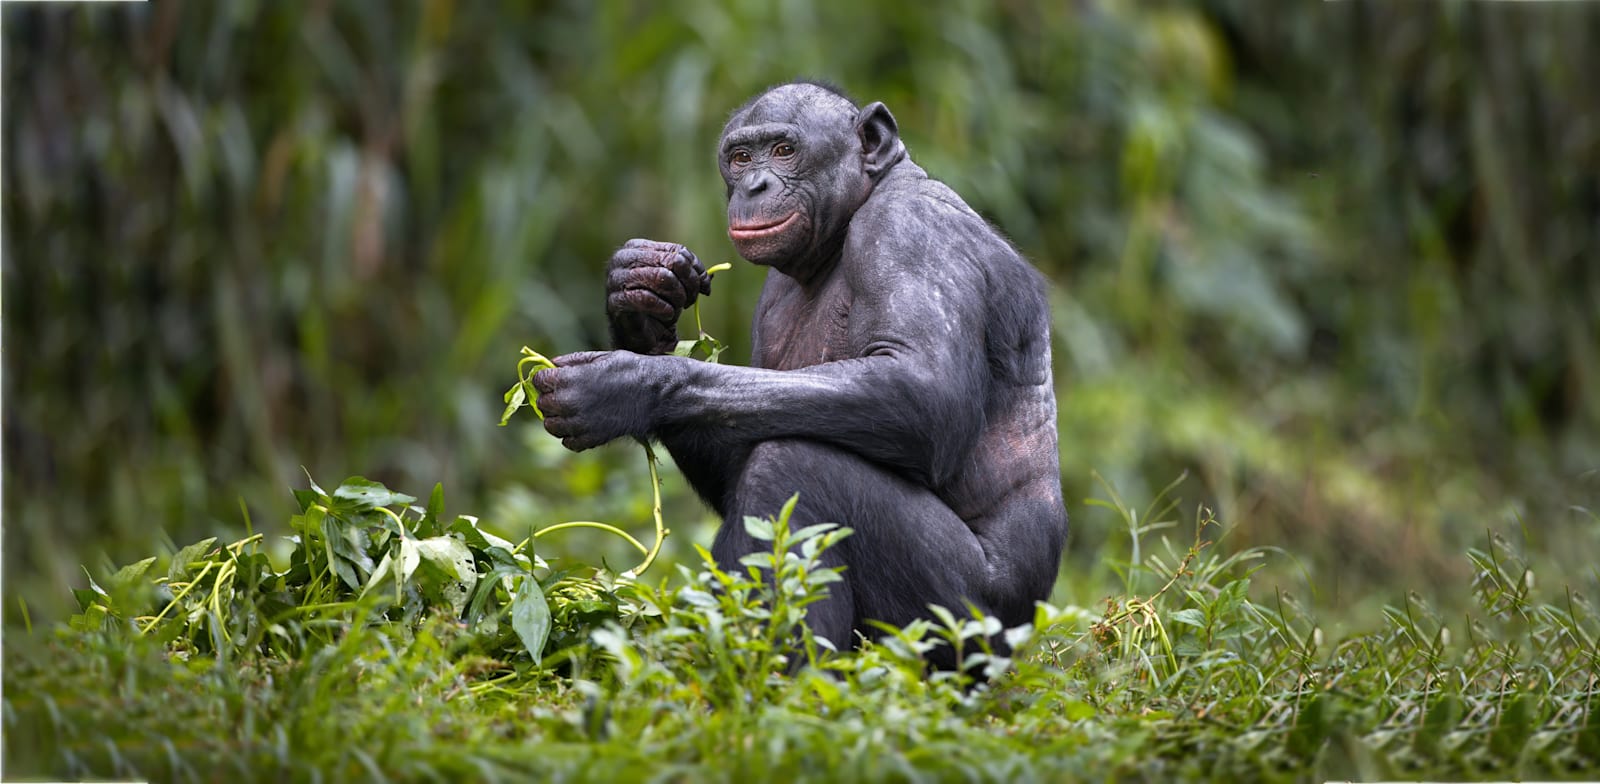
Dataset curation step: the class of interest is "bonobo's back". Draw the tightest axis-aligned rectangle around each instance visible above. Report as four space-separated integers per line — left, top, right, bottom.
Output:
855 157 1055 391
854 156 1066 623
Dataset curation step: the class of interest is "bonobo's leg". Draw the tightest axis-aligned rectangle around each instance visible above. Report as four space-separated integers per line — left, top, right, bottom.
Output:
712 439 992 668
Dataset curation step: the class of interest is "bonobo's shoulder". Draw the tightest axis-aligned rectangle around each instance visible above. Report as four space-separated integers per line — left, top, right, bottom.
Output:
856 164 978 226
847 163 1020 268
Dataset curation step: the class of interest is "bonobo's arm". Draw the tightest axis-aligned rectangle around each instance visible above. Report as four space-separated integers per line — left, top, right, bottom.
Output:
537 239 991 489
658 334 985 488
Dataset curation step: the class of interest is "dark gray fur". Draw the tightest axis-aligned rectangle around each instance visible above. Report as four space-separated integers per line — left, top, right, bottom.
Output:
534 82 1067 666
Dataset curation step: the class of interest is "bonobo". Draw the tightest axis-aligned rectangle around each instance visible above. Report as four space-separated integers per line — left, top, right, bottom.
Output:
533 81 1066 663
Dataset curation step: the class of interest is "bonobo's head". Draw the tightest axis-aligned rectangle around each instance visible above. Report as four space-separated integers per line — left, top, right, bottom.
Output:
718 82 906 275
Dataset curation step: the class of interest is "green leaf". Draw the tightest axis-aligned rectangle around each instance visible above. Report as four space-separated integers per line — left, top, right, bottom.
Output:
742 515 775 542
303 470 328 497
317 513 361 591
331 477 416 512
1173 637 1206 657
292 504 326 541
807 570 843 585
106 557 158 598
1215 578 1251 617
426 483 445 524
326 551 360 592
69 604 108 631
499 381 527 426
447 514 516 555
674 335 726 363
790 523 839 544
168 537 219 582
412 535 478 616
510 575 551 664
396 538 422 584
465 563 527 624
291 488 321 514
775 493 801 528
1169 608 1208 629
483 545 528 569
320 515 376 587
1491 693 1541 759
71 587 101 613
479 528 518 553
361 551 395 600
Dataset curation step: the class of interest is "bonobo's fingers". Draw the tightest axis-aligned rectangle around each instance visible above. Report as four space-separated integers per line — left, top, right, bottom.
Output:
608 310 676 355
606 293 676 355
665 245 713 300
552 351 608 368
541 416 602 451
561 433 607 452
612 240 688 280
612 243 681 271
607 289 676 321
622 238 683 253
531 350 649 452
541 414 575 439
529 351 606 401
530 367 557 396
613 240 709 304
607 265 687 311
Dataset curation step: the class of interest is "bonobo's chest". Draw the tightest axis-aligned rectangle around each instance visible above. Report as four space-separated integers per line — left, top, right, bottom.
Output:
751 275 854 371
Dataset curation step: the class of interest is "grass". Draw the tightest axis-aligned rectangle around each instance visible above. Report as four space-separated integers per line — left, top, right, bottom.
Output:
5 475 1598 783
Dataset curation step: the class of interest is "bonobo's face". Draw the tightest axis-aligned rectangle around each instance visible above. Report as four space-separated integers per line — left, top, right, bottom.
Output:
718 85 872 275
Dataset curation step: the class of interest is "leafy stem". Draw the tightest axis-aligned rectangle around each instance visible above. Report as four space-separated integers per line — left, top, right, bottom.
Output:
624 442 668 579
139 561 216 635
501 263 730 579
693 262 732 337
528 521 648 555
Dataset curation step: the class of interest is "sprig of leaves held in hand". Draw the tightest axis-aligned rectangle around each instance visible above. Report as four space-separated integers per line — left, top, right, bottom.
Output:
497 260 732 579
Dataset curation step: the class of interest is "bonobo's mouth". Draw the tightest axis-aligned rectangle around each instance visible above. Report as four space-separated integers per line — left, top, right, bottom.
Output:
728 212 800 241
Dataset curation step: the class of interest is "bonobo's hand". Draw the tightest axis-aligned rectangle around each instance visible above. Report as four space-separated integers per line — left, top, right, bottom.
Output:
531 351 665 451
606 239 713 355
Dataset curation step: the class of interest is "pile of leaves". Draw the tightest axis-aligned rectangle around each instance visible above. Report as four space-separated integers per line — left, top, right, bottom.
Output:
66 475 629 669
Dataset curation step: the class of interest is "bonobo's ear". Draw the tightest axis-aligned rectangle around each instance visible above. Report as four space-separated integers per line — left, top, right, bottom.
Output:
854 102 905 180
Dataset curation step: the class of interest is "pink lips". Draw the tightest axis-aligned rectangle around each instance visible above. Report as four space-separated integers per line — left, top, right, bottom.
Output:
728 212 799 241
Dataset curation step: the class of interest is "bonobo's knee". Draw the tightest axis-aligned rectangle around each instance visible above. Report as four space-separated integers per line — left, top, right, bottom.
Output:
730 438 852 518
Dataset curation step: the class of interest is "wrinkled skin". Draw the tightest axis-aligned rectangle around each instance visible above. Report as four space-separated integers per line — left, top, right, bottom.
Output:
534 82 1067 666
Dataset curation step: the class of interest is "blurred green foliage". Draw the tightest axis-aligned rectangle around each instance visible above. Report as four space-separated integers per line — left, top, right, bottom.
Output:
4 1 1597 620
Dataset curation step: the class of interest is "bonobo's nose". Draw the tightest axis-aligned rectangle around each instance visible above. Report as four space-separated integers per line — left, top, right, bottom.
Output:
739 170 777 198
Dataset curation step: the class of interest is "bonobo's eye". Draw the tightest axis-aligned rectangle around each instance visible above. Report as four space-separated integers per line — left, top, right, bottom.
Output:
731 150 752 166
773 143 796 158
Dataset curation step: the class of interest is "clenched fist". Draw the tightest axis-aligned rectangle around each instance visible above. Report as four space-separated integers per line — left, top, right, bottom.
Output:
531 351 663 451
606 239 713 355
